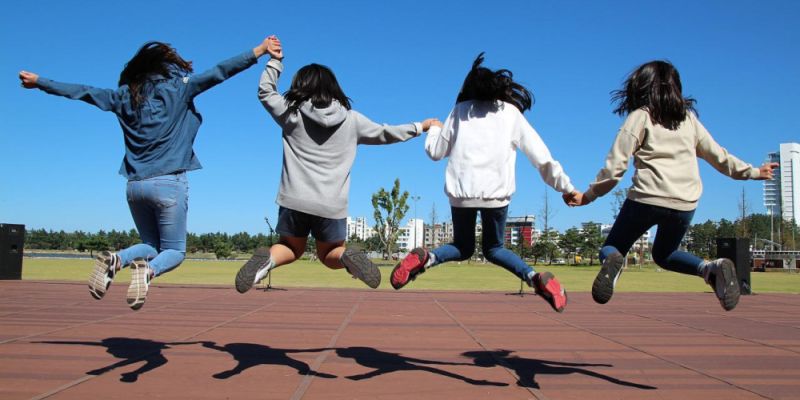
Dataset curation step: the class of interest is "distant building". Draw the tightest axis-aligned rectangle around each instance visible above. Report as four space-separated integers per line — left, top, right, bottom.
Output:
346 216 373 241
424 221 453 248
765 143 800 224
397 218 424 252
505 215 536 247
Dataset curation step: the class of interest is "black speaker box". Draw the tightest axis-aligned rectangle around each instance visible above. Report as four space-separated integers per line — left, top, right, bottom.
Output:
716 238 751 295
0 224 25 280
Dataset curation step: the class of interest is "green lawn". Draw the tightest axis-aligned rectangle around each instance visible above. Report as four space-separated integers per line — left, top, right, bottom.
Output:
19 257 800 293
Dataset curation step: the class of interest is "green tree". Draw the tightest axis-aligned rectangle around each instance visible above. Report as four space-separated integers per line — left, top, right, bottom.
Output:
371 178 409 259
213 239 233 260
580 222 603 265
558 228 582 265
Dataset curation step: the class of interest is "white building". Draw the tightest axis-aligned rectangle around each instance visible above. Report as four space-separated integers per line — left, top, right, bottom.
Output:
346 216 373 241
396 218 425 251
424 221 453 248
765 143 800 224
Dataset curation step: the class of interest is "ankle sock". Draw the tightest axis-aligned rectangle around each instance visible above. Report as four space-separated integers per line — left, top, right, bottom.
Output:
254 259 275 283
424 253 437 268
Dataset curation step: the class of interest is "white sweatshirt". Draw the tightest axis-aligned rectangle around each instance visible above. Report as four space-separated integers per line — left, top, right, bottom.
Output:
425 100 574 208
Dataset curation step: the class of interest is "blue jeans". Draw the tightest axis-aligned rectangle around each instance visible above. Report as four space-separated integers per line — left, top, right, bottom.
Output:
431 206 533 281
601 199 704 276
118 173 188 276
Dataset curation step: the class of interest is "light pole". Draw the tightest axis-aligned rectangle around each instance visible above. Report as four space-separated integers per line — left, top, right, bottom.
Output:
410 195 420 250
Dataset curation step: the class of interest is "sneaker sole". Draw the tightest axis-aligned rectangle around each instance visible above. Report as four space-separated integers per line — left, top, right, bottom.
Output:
592 252 624 304
126 260 150 311
235 247 271 294
341 249 381 289
88 251 115 300
390 248 428 290
716 259 740 311
536 272 568 313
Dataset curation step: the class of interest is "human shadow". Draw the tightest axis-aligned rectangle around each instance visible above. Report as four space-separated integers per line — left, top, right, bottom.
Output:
335 346 507 386
462 350 656 390
201 341 336 379
36 337 202 382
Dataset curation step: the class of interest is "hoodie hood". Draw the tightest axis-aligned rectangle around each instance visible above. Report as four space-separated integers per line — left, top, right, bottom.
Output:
299 100 348 128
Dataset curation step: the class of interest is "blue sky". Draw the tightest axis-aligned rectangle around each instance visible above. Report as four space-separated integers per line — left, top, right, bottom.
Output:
1 0 798 235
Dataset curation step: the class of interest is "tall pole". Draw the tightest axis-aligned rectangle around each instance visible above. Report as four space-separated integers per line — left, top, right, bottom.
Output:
411 195 420 250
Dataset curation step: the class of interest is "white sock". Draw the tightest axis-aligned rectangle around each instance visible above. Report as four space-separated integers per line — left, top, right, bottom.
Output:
425 253 437 268
526 271 536 287
254 260 275 283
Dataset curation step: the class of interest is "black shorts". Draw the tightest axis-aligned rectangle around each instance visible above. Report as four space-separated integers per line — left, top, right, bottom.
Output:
275 206 347 243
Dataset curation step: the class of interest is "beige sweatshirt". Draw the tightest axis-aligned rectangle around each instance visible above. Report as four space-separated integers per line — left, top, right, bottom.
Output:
584 109 760 211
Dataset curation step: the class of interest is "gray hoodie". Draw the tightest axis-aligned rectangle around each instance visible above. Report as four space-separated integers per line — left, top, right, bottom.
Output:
258 59 421 219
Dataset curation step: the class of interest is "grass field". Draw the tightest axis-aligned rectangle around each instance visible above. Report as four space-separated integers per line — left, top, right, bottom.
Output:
19 257 800 293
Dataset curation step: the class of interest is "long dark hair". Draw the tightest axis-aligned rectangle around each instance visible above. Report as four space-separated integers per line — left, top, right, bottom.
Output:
118 41 193 108
611 60 697 130
456 52 533 112
284 63 352 113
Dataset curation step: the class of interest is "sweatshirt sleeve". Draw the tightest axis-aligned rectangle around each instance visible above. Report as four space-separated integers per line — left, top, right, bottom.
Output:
353 111 420 145
424 110 454 161
693 114 760 180
185 50 257 98
584 117 642 202
35 78 119 112
258 58 290 125
515 112 574 194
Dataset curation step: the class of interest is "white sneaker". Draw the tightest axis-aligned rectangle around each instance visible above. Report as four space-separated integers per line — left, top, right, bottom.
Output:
88 251 122 300
127 258 152 311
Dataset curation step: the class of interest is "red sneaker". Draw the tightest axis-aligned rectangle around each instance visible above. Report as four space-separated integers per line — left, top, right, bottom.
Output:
533 272 567 313
390 248 429 290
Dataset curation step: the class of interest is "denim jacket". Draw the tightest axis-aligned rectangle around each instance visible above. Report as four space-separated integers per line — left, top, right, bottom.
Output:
36 50 257 180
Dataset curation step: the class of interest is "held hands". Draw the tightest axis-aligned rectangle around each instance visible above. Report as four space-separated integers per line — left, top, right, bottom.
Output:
266 35 283 60
756 162 779 180
562 190 589 207
19 71 39 88
421 118 442 132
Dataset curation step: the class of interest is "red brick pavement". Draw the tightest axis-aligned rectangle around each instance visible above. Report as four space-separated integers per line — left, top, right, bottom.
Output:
1 281 798 399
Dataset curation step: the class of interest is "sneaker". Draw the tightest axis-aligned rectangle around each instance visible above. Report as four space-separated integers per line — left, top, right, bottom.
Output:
235 247 272 294
703 258 740 311
340 248 381 289
390 248 429 290
127 258 152 311
592 251 624 304
88 251 122 300
532 272 567 313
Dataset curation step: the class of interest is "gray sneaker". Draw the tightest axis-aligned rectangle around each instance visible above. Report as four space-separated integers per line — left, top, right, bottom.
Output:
127 258 152 311
235 247 272 294
703 258 740 311
340 248 381 289
88 251 122 300
592 251 624 304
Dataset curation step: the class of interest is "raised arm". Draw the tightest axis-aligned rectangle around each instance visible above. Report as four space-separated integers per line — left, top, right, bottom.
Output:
354 112 434 145
425 111 452 161
184 37 270 98
20 70 119 112
693 115 762 180
515 113 575 194
257 36 290 123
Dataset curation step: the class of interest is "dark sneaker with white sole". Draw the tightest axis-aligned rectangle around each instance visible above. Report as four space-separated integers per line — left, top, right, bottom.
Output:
235 247 272 294
127 258 153 311
390 247 429 290
592 251 624 304
703 258 740 311
88 251 122 300
532 272 568 313
340 248 381 289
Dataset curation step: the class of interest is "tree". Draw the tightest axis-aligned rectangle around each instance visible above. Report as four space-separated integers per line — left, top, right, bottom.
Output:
611 188 628 220
371 178 409 259
580 222 603 265
558 228 582 264
429 203 439 248
213 239 233 260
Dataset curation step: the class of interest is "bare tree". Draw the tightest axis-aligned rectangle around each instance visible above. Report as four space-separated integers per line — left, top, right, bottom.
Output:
538 190 557 263
738 187 750 238
429 202 438 248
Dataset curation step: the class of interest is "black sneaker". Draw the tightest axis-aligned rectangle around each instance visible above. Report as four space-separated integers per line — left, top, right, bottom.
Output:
592 251 624 304
703 258 740 311
340 248 381 289
88 251 122 300
235 247 272 294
